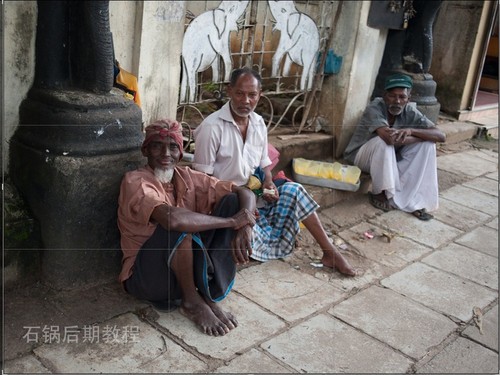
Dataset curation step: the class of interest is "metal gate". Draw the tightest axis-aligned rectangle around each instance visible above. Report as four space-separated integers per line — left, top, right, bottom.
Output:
177 0 339 142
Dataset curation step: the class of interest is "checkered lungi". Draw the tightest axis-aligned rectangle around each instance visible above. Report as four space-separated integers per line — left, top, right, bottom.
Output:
251 182 319 261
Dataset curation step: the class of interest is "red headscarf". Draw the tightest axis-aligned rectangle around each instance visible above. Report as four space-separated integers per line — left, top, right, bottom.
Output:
142 119 183 159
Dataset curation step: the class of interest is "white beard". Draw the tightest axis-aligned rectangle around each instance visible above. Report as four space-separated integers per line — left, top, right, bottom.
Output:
154 168 174 184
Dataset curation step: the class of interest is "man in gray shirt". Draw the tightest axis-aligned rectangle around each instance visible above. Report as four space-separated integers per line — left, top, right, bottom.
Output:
343 74 446 220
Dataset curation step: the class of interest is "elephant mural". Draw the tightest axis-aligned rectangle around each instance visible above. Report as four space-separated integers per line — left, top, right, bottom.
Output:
180 0 249 103
268 0 320 91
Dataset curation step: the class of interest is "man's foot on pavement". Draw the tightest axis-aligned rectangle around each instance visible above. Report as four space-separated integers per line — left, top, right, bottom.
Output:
204 297 238 329
321 250 363 277
179 297 235 336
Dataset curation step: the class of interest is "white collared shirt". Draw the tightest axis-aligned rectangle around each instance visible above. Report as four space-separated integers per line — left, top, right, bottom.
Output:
193 102 272 186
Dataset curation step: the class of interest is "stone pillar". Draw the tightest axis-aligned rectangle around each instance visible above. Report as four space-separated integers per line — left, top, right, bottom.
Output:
9 1 144 289
372 0 443 123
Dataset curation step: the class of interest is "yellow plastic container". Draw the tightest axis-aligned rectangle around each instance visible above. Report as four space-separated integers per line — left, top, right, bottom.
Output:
292 158 361 191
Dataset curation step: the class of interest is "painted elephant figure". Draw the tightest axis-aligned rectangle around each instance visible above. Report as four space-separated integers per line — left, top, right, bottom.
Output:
180 0 249 103
268 0 320 91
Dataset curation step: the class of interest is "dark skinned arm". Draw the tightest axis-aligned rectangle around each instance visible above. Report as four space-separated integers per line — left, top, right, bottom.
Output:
231 185 258 265
151 204 254 233
151 185 257 265
151 185 256 233
393 127 446 145
376 126 446 146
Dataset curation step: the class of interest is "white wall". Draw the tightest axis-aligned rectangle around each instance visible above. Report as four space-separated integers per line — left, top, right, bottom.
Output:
134 1 185 127
318 1 387 157
109 1 138 72
109 1 186 127
338 1 387 156
3 1 37 167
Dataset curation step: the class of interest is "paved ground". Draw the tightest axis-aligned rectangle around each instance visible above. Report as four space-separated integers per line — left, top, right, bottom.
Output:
3 138 498 373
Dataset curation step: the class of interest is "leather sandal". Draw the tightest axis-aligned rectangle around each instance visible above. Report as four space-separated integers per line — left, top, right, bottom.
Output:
412 209 433 221
368 192 392 212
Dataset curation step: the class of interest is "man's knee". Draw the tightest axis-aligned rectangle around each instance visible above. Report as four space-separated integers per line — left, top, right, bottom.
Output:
213 193 240 217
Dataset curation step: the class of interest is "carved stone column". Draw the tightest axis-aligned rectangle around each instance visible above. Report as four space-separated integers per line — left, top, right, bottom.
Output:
9 1 144 289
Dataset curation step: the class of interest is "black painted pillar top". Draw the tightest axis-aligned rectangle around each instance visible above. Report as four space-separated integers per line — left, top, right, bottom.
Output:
34 1 70 89
34 0 114 93
402 0 443 74
373 0 444 101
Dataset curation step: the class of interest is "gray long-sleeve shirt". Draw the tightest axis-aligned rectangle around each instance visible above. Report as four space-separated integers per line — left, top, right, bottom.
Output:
343 98 434 163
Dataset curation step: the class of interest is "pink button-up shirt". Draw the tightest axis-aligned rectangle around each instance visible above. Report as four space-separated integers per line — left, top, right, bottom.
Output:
117 165 234 283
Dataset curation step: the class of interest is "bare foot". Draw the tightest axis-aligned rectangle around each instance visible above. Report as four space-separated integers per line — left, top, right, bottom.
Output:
179 298 231 336
322 249 362 277
204 297 238 330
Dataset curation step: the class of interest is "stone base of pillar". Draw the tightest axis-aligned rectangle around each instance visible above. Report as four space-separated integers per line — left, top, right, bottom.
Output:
9 88 144 289
408 72 441 123
9 142 144 289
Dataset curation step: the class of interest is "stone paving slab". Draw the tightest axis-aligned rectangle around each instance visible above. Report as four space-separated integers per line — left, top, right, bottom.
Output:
53 282 146 329
421 243 498 290
462 304 499 352
369 210 463 249
4 282 146 361
234 261 345 323
432 197 493 231
454 225 498 258
463 176 499 196
437 151 498 178
319 257 394 293
381 262 498 321
440 185 498 216
213 348 292 373
463 149 499 164
32 313 208 373
416 337 499 374
485 171 498 180
485 216 498 230
330 286 457 360
4 285 84 361
261 313 413 373
156 292 286 361
4 354 51 374
338 222 432 269
318 198 380 229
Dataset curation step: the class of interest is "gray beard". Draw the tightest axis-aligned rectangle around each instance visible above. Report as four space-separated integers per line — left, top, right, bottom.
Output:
154 168 174 184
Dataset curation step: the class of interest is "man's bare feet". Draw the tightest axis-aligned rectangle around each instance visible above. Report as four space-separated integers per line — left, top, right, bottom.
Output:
204 297 238 329
321 249 362 277
180 297 234 336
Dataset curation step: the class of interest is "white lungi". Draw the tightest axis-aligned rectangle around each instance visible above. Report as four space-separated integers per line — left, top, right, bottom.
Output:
354 136 439 212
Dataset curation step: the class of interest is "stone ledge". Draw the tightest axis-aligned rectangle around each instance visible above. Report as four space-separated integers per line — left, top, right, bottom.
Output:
437 122 479 145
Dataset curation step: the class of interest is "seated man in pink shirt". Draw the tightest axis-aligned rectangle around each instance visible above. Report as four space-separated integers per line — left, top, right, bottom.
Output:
117 119 256 336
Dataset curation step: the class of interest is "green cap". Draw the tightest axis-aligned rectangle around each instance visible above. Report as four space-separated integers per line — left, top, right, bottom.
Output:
384 74 413 90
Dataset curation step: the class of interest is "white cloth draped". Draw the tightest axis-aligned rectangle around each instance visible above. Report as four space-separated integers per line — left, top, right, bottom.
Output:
354 137 439 213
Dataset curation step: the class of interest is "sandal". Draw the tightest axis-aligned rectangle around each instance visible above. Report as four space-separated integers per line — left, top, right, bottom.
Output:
368 192 392 212
412 209 433 221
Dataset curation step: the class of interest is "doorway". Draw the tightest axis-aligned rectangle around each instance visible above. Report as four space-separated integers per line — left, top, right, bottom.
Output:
473 2 498 110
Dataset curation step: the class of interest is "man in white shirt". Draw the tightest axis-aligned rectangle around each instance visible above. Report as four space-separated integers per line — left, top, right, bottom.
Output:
194 67 360 276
